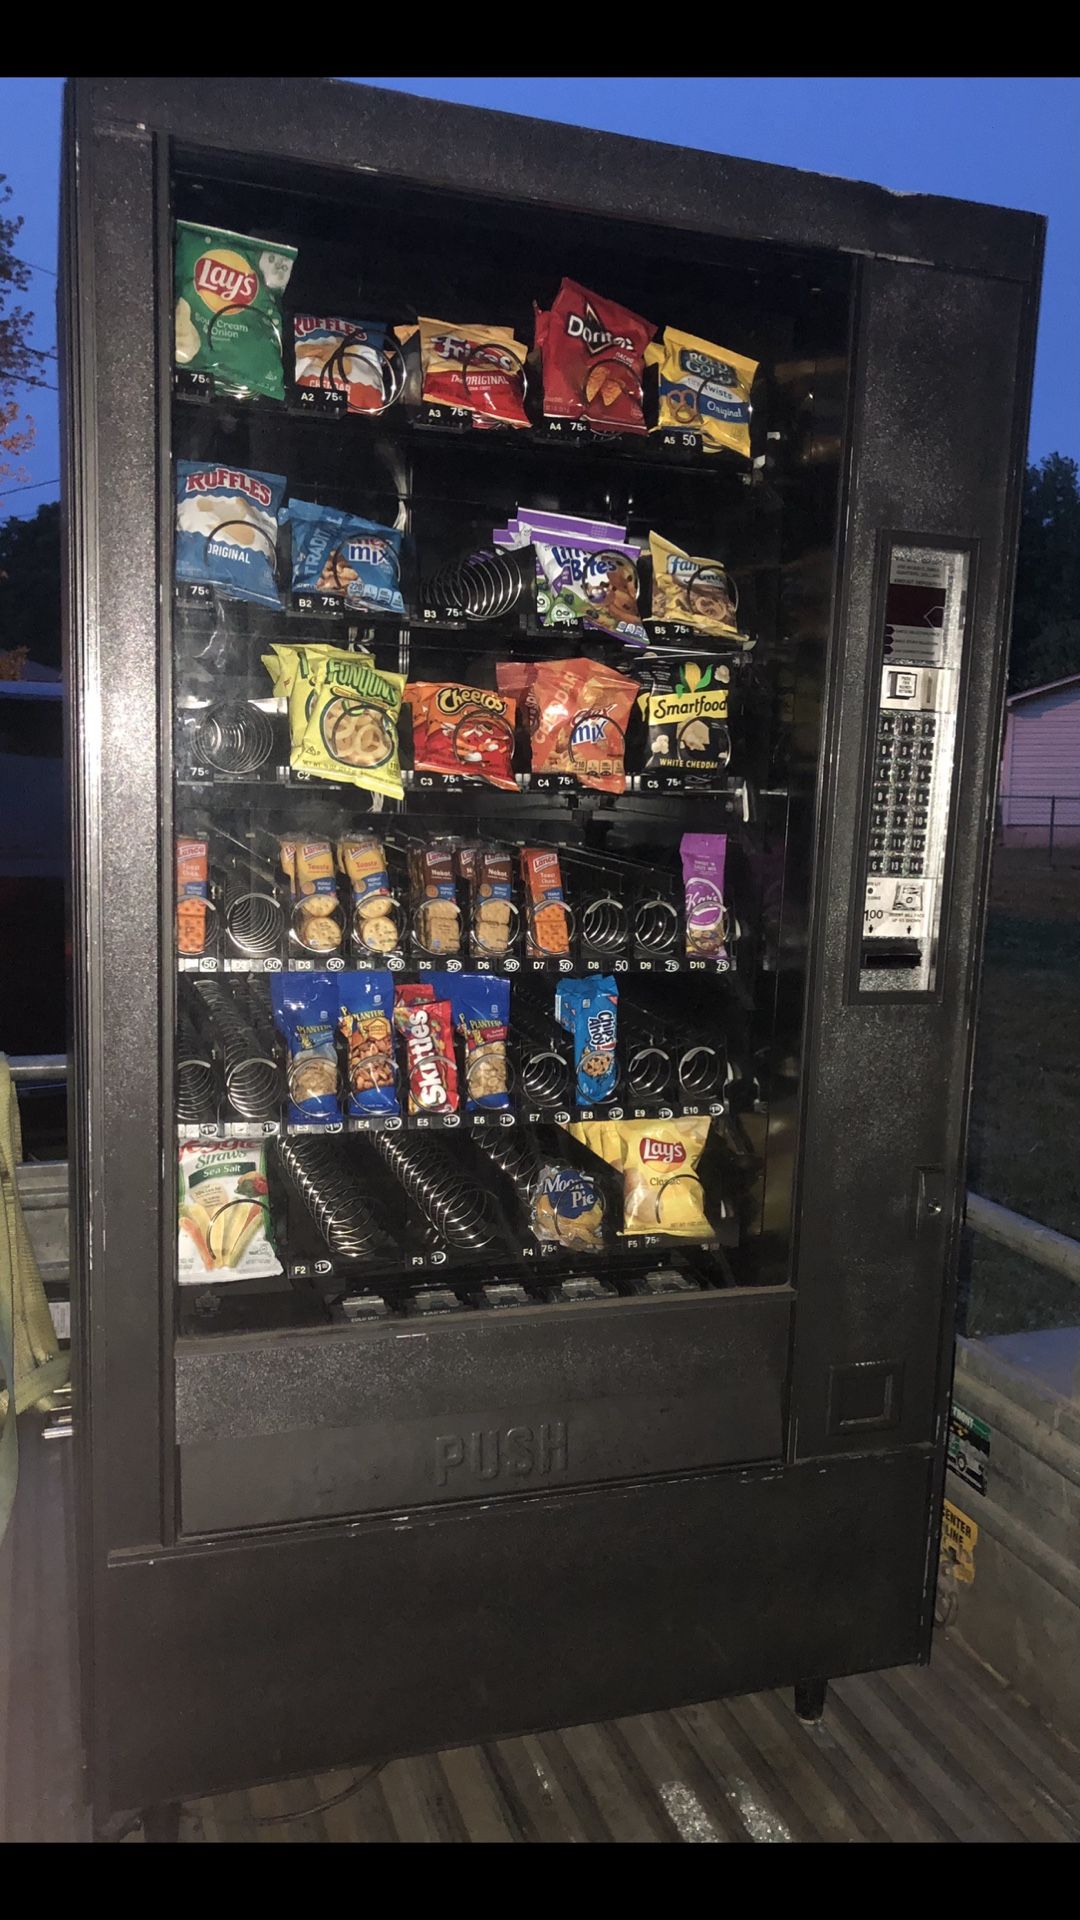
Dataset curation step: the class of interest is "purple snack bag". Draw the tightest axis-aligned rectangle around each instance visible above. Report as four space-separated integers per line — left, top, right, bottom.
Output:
681 833 729 961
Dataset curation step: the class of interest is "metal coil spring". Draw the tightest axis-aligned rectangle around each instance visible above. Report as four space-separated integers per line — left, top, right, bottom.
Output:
373 1133 500 1250
176 1021 217 1124
473 1127 543 1204
222 875 283 959
510 983 572 1105
190 977 282 1121
579 890 629 954
676 1041 723 1096
192 700 275 777
633 893 681 953
277 1137 385 1264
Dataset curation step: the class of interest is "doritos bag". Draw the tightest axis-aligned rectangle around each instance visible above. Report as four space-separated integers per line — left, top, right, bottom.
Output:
534 279 655 434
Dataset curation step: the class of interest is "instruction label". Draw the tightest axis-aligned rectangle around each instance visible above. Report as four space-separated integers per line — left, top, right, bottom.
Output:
941 1498 978 1584
948 1402 990 1496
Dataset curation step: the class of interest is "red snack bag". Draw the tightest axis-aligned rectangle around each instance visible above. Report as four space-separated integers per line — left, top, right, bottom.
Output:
534 279 655 435
400 995 459 1115
405 681 518 792
393 979 435 1034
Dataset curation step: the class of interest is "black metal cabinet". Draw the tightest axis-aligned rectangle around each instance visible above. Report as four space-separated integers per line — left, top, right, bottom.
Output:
61 77 1042 1821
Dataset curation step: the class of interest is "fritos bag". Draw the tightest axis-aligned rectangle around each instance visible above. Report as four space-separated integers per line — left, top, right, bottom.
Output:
534 279 655 434
417 318 530 428
405 681 517 791
645 328 758 459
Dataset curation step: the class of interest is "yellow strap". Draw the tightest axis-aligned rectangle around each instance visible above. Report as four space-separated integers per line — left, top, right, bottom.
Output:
0 1057 71 1544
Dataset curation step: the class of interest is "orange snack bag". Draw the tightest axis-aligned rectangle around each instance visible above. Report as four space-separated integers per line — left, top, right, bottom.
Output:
528 657 638 795
521 846 571 957
176 836 209 956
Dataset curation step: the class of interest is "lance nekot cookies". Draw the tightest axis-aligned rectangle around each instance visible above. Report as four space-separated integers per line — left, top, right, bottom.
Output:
280 837 344 956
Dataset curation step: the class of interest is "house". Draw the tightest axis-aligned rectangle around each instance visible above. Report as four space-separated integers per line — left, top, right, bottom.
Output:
999 673 1080 847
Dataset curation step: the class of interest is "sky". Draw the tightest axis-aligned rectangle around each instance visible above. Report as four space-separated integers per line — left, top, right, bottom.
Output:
1 75 1078 521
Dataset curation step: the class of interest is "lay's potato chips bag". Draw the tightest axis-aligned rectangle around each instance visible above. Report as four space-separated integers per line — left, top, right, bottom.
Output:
645 328 758 459
564 1116 713 1238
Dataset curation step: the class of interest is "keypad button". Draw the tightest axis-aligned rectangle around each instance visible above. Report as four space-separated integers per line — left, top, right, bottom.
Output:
872 807 889 828
918 743 935 762
920 717 937 737
897 743 914 762
868 856 883 875
888 833 906 851
913 810 928 828
910 834 926 852
892 782 911 803
870 831 886 851
915 767 933 788
893 809 909 829
878 715 896 736
908 857 925 875
886 857 904 875
900 717 918 736
873 785 890 806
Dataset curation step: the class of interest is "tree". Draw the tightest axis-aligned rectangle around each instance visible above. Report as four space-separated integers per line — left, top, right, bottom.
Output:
0 501 61 670
0 173 37 484
1009 452 1080 692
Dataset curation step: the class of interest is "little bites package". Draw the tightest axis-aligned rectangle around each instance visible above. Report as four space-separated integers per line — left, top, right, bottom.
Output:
178 1141 281 1282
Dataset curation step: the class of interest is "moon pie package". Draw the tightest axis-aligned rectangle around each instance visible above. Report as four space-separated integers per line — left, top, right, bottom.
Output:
293 653 406 800
405 681 518 791
175 462 285 609
270 972 341 1128
530 1163 605 1250
174 222 296 402
431 972 511 1112
556 976 619 1106
338 971 398 1118
680 833 730 961
393 981 459 1116
178 1140 281 1282
417 318 530 428
534 279 655 434
645 328 758 459
638 661 731 782
288 499 405 616
648 532 742 637
292 317 404 413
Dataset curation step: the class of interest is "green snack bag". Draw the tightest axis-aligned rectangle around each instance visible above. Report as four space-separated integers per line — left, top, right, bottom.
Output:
174 221 297 402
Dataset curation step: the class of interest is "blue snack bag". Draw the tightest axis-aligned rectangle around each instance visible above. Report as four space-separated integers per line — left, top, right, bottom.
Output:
175 461 285 608
430 972 511 1112
556 976 619 1105
288 498 405 615
338 971 398 1119
270 972 341 1127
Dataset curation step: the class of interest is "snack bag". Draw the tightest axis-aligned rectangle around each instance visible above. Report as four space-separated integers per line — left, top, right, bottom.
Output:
432 973 511 1113
648 532 741 635
521 847 571 957
288 500 405 617
530 1164 605 1249
409 845 461 956
175 462 284 609
174 222 296 402
616 1118 713 1238
417 318 529 428
270 972 341 1127
395 983 459 1115
284 838 343 956
645 329 758 459
338 972 398 1118
294 654 405 800
534 279 655 434
469 847 516 958
293 316 400 413
338 834 400 956
178 1140 281 1282
639 662 731 780
534 540 646 646
405 681 518 791
176 836 210 956
527 658 638 795
680 833 729 961
556 976 619 1105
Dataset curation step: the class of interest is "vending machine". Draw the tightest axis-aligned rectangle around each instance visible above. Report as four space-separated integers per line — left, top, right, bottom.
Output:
60 77 1043 1825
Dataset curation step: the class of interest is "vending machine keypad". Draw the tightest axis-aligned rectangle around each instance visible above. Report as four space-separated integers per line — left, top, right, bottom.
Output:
859 545 970 993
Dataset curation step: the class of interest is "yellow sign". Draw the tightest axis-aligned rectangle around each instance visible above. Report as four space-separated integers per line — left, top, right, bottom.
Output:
941 1498 978 1584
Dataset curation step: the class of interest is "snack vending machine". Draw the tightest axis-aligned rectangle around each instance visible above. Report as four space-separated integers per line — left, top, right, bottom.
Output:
61 78 1043 1825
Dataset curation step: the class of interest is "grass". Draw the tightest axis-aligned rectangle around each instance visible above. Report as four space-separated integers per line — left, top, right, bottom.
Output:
965 847 1080 1335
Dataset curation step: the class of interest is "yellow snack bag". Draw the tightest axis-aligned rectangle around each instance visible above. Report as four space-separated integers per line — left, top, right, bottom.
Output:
616 1117 713 1238
645 328 758 459
295 652 406 800
279 644 371 756
647 532 742 636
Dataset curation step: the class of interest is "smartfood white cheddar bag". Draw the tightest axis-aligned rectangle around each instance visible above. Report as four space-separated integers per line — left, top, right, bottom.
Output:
178 1141 282 1282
